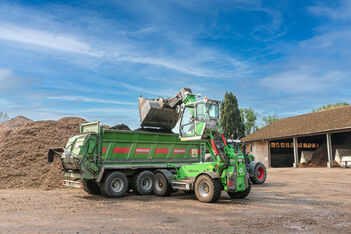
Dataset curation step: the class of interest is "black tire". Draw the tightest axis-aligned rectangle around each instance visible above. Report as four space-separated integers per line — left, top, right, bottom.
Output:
101 171 129 198
250 163 267 184
153 172 172 197
194 175 222 203
82 179 101 195
228 180 251 199
132 170 154 195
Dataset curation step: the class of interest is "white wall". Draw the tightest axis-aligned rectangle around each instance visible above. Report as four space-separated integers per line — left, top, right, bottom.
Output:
246 140 270 167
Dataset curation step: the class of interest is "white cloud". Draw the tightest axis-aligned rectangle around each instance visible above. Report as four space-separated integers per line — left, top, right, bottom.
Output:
0 68 11 82
258 68 343 93
76 107 137 114
47 96 135 105
0 67 33 92
308 0 351 20
0 21 250 78
0 98 16 107
0 24 103 57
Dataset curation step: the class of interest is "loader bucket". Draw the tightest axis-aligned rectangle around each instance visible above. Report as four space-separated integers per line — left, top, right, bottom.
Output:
47 148 64 163
138 97 179 129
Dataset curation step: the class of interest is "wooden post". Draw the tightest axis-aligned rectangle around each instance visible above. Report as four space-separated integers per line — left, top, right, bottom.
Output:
267 140 271 167
326 133 333 168
293 137 299 168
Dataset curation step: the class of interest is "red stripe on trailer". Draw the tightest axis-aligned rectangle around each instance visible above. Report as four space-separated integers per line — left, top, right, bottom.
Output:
113 147 130 153
155 148 169 154
102 147 107 153
174 148 186 154
135 148 150 153
211 140 219 155
222 134 227 146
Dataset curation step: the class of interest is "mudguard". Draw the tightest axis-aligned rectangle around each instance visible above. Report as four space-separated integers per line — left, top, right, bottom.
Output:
47 148 64 163
196 171 220 181
248 161 260 177
155 169 174 182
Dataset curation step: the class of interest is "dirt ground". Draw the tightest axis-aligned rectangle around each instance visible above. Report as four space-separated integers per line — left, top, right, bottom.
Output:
0 168 350 233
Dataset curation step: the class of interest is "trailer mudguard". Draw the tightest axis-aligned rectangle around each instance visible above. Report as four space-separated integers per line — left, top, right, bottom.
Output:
96 167 106 183
47 148 64 163
155 169 174 183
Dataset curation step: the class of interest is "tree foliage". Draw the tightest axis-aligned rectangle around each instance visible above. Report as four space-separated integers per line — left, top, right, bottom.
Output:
0 112 9 124
220 92 245 139
313 102 349 112
240 108 258 136
262 114 278 127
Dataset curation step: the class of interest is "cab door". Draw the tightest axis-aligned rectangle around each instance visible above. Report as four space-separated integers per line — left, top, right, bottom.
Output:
179 103 206 141
179 105 196 140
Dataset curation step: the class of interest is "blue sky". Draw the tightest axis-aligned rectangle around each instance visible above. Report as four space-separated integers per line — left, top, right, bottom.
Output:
0 0 350 128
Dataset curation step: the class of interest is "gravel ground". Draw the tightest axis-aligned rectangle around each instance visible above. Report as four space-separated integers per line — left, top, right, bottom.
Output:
0 168 350 233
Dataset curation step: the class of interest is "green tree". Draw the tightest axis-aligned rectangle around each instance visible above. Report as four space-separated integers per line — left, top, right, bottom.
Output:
240 108 258 136
313 102 349 112
262 114 278 127
220 92 245 139
0 112 9 124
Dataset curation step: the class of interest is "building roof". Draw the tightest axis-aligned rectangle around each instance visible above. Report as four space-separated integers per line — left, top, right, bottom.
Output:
242 106 351 142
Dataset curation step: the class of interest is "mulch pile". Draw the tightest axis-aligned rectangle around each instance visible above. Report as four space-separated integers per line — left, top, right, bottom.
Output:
0 115 34 142
299 143 343 168
0 116 86 189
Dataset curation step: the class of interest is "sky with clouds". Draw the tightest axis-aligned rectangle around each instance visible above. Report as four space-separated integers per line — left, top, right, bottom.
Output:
0 0 350 128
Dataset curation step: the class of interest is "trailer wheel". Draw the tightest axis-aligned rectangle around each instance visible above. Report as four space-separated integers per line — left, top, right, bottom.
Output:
194 175 221 203
153 172 172 196
101 171 129 198
250 163 267 184
132 170 154 195
82 179 101 195
228 180 251 199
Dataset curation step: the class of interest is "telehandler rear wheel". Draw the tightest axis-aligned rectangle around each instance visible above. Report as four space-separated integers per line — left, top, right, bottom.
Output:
153 172 172 196
101 171 129 198
132 170 154 195
194 175 221 203
82 179 101 195
228 180 251 199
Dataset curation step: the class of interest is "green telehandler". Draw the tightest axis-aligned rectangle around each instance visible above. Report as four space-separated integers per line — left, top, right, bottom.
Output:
140 88 251 202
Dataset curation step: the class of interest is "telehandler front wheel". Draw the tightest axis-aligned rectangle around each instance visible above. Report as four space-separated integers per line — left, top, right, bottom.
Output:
194 175 221 203
228 180 251 199
153 172 172 196
101 171 129 198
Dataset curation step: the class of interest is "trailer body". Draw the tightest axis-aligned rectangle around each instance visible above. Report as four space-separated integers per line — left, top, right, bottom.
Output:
58 122 204 184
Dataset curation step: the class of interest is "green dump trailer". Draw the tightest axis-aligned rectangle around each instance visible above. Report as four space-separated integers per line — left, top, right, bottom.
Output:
48 121 205 196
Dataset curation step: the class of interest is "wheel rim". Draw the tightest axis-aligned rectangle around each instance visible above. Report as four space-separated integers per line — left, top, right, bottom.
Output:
199 181 210 197
155 177 165 191
111 178 124 193
257 167 264 180
142 177 152 191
